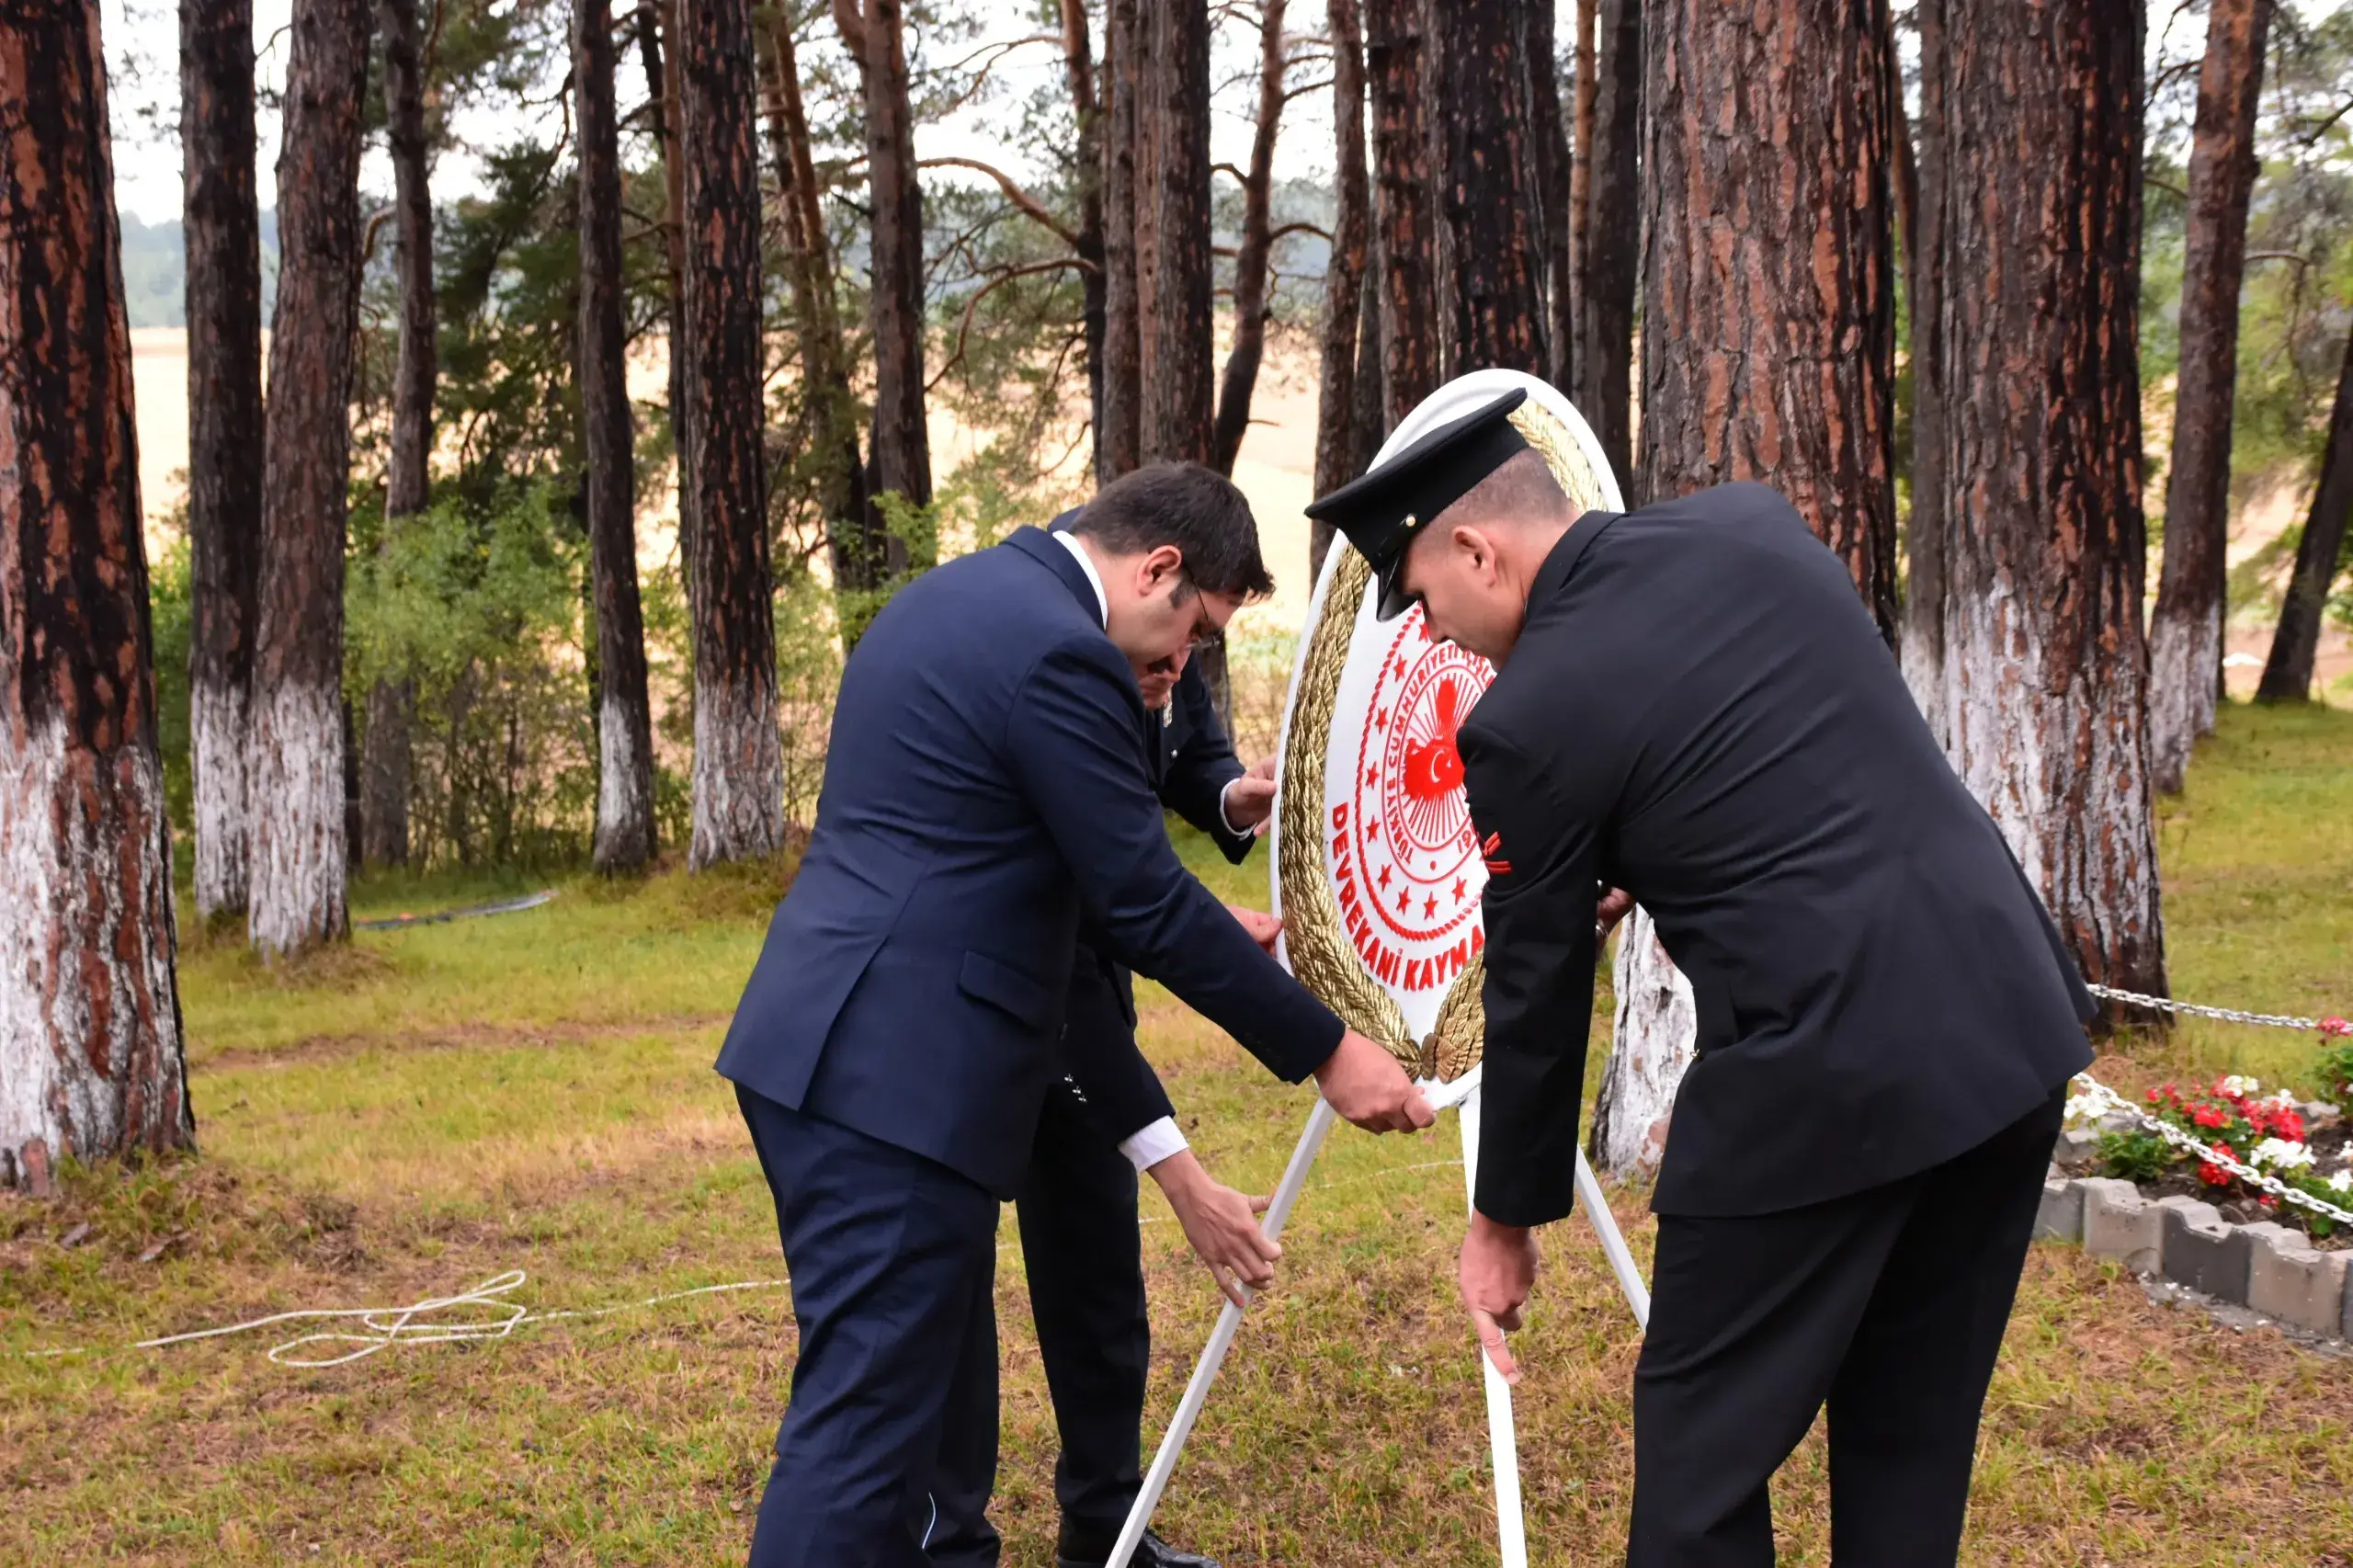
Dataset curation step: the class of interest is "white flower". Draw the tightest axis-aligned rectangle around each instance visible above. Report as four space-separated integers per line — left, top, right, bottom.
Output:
2330 1170 2352 1195
2219 1074 2260 1097
2063 1093 2105 1125
2250 1138 2313 1171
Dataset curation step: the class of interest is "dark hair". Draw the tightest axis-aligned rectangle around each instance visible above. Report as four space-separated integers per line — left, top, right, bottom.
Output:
1071 462 1275 600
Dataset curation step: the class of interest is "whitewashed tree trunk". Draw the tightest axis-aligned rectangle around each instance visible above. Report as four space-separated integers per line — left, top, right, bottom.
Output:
190 681 251 918
1 0 196 1189
1588 905 1696 1177
689 675 787 868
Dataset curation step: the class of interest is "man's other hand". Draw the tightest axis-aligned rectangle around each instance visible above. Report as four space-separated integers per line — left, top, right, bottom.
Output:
1597 885 1634 942
1459 1211 1539 1385
1313 1029 1435 1132
1149 1149 1279 1308
1224 754 1278 836
1227 903 1282 955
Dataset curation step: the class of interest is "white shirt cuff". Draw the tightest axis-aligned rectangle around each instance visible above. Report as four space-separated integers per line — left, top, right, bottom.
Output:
1119 1116 1189 1173
1218 778 1247 836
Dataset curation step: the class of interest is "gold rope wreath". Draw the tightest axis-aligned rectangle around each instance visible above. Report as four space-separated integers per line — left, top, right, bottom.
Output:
1277 400 1607 1081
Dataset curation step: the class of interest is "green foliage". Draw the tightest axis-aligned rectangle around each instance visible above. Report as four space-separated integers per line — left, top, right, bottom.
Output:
2317 1030 2353 1107
2095 1129 2177 1186
147 527 194 837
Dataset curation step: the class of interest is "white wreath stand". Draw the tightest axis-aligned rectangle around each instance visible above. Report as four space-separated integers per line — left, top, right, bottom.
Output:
1104 1064 1653 1568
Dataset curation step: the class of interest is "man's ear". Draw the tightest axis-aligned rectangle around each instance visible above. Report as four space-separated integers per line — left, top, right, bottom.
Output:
1452 523 1500 583
1134 543 1186 597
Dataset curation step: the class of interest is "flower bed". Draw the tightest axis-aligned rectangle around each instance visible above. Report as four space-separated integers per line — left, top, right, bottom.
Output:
2060 1019 2353 1244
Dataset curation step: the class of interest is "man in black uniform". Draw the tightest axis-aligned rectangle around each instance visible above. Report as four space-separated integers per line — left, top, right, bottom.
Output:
1306 385 2096 1566
927 513 1279 1568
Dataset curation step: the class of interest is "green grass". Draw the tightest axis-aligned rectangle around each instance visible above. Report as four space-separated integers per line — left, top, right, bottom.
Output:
6 703 2351 1565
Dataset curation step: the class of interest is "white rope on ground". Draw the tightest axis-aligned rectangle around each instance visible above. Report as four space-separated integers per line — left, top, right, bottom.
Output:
22 1271 789 1369
352 890 557 932
26 1153 1472 1368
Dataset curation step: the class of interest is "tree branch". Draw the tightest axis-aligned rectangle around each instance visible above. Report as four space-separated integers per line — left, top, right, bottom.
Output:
929 258 1092 392
918 155 1080 247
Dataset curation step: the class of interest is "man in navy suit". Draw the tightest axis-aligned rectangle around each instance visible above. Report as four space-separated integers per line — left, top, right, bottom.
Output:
717 463 1433 1568
921 514 1286 1568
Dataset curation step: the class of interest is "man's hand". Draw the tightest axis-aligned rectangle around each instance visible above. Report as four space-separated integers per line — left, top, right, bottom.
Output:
1313 1029 1436 1132
1149 1149 1279 1308
1459 1211 1539 1385
1227 903 1282 956
1597 885 1634 942
1223 754 1278 836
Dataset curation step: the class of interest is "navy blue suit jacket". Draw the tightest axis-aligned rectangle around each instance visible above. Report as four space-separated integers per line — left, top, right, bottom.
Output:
717 527 1342 1197
1063 655 1257 1143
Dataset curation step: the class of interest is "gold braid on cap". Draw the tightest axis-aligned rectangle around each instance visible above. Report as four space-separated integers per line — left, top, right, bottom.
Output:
1279 398 1604 1081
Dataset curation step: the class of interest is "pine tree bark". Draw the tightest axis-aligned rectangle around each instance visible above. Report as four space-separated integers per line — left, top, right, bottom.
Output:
1062 0 1109 469
577 0 655 871
2147 0 2275 792
1597 0 1900 1173
249 0 369 954
1526 0 1572 388
1364 0 1436 425
1928 0 2165 999
1899 0 1949 740
1435 0 1545 377
181 0 264 922
1570 0 1596 350
1 0 195 1191
841 0 932 535
1311 0 1370 578
1210 0 1287 477
634 0 693 601
360 0 433 869
681 0 784 868
2257 324 2353 701
1577 0 1640 484
761 12 876 626
1638 0 1899 639
1099 0 1143 480
1142 0 1213 467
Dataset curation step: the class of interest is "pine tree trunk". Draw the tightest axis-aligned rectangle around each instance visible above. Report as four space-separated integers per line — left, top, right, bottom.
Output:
635 0 693 606
1311 0 1370 578
1526 0 1572 388
1577 0 1639 482
1062 0 1108 467
1570 0 1596 361
759 10 874 632
250 0 369 955
1930 0 2166 1000
681 0 784 868
181 0 264 922
578 0 655 871
1364 0 1436 425
1435 0 1545 377
1099 0 1143 480
1142 0 1213 467
850 0 932 530
360 0 433 870
0 0 195 1192
1638 0 1898 638
1589 909 1694 1176
2257 324 2353 702
1899 0 1949 741
1210 0 1286 478
2147 0 2274 792
1597 0 1900 1172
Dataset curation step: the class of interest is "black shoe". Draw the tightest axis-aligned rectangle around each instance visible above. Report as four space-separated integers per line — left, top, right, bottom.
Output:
1053 1526 1218 1568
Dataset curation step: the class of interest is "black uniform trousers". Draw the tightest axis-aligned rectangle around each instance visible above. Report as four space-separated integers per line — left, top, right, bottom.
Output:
736 1085 1002 1568
1629 1084 2066 1568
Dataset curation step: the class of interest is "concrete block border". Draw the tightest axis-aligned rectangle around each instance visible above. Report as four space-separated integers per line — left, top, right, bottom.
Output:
2038 1165 2353 1344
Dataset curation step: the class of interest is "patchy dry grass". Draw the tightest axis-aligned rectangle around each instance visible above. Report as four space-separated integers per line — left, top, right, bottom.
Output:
6 703 2351 1564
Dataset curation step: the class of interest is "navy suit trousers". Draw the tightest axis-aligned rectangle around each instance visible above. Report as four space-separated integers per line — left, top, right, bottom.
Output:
738 1086 1001 1568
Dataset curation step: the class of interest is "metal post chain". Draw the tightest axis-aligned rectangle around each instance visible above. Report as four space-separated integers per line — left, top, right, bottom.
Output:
2084 983 2325 1033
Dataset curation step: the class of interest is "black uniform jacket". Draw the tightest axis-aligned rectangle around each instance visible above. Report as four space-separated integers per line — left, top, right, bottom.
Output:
1061 656 1256 1144
1458 483 2095 1224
